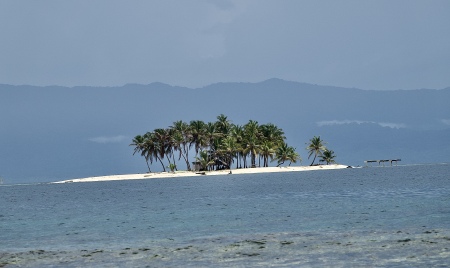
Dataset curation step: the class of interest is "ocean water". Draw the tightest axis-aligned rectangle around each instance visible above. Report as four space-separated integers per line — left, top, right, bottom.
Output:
1 164 449 267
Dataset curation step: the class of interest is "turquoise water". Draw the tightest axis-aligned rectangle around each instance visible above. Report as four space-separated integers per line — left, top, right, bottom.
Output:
1 164 449 267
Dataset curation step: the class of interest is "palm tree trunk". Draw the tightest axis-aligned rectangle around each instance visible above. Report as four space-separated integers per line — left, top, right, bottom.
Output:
166 154 172 166
157 156 166 172
145 159 152 173
180 151 190 171
310 154 317 166
183 145 191 171
171 149 178 171
251 152 256 168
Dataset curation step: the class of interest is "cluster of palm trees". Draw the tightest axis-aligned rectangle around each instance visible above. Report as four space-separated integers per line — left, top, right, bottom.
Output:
306 135 337 165
130 114 301 172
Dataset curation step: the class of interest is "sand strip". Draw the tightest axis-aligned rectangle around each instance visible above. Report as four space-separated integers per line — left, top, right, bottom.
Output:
53 165 349 183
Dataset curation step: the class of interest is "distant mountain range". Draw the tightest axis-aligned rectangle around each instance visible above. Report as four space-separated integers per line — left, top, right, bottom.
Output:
1 79 449 183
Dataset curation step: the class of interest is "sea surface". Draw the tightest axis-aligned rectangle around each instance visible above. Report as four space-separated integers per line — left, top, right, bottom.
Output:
1 164 449 267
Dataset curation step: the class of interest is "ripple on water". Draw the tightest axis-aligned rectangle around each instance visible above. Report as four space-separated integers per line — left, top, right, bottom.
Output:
1 229 450 267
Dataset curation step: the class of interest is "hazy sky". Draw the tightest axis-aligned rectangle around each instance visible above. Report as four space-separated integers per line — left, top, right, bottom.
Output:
1 0 449 90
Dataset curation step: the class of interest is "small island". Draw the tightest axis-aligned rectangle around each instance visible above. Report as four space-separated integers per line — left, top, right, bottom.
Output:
55 115 345 183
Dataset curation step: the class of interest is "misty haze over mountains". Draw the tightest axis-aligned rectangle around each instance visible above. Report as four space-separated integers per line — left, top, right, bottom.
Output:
1 79 449 184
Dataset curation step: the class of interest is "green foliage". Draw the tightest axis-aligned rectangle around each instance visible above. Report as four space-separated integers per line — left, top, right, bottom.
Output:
306 136 327 166
320 149 337 165
167 163 177 172
273 143 301 167
131 115 316 172
195 150 215 171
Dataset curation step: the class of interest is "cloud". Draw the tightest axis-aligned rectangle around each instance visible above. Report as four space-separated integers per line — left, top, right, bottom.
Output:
378 122 407 129
317 120 406 129
316 120 366 127
89 135 128 144
441 119 450 125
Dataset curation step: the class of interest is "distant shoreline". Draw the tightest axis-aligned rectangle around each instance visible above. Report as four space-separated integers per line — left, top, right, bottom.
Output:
53 164 349 183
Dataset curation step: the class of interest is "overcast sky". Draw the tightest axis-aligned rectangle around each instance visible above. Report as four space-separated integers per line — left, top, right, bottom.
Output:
1 0 449 90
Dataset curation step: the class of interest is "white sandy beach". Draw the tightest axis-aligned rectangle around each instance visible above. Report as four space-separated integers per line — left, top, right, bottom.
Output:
53 164 349 183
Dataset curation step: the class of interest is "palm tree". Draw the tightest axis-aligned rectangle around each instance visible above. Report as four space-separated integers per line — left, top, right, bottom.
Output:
243 120 260 168
215 114 232 135
202 122 222 170
195 150 215 171
259 123 285 167
204 122 221 149
189 120 207 158
274 143 290 167
170 130 187 170
130 134 152 172
219 136 238 169
132 115 314 172
260 123 285 146
130 135 144 155
170 120 192 171
142 132 160 172
306 136 327 166
153 128 170 171
320 149 336 165
286 147 301 166
230 124 244 169
259 140 276 167
166 128 181 171
274 142 300 167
